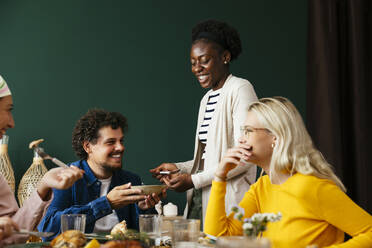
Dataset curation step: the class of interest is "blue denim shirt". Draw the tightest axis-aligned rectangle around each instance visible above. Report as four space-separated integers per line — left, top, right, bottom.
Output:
38 160 146 240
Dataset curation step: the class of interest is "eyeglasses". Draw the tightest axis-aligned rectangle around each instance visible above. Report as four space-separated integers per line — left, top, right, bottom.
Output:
240 126 270 139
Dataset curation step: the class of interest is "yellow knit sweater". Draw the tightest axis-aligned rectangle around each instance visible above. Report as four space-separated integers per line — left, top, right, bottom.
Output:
205 173 372 248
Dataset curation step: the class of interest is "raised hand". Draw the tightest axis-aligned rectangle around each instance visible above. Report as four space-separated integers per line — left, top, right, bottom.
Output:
37 166 84 201
215 144 252 180
106 183 147 209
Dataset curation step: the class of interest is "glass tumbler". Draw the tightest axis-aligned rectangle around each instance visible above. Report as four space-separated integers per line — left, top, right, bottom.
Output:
61 214 86 233
172 219 200 248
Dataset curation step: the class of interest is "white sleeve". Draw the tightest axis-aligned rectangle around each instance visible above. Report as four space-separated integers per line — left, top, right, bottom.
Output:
192 81 258 189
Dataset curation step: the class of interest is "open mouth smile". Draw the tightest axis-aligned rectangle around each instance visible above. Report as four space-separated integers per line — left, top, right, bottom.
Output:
197 74 209 83
109 153 122 160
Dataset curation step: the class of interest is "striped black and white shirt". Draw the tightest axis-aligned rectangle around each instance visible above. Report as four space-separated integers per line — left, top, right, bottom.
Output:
198 89 221 159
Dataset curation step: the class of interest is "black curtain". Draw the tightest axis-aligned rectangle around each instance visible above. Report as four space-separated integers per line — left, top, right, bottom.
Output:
307 0 372 213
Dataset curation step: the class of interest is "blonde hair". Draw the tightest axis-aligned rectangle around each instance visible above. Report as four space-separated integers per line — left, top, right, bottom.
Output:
249 97 346 192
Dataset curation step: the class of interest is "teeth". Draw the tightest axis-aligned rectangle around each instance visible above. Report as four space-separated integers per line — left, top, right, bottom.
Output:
198 75 208 81
111 154 121 158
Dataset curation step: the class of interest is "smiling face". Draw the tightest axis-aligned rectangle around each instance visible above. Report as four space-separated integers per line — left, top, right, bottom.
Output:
190 40 231 90
85 126 125 178
239 111 275 169
0 96 15 138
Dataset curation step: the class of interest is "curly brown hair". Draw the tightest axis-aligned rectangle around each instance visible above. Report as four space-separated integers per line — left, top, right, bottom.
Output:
72 109 128 160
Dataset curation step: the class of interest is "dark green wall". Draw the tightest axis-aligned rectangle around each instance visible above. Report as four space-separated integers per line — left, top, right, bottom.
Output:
0 0 307 211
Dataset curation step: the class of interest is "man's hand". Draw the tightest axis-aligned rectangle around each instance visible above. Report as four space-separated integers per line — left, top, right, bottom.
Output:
107 183 147 209
162 173 194 192
149 163 178 181
37 166 84 201
137 188 167 210
0 217 18 241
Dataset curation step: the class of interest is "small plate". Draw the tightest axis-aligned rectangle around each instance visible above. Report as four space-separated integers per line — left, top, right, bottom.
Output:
131 185 167 195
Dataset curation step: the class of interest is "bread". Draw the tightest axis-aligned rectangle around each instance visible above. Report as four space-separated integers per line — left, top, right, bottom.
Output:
110 220 127 236
51 230 86 248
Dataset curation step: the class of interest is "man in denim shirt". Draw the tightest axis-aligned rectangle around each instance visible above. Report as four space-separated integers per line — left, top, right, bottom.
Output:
38 109 165 240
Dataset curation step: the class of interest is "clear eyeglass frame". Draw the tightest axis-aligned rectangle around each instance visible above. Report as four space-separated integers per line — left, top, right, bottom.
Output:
240 126 270 139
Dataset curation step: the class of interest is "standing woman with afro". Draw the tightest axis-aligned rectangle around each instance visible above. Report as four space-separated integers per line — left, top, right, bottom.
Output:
151 20 258 224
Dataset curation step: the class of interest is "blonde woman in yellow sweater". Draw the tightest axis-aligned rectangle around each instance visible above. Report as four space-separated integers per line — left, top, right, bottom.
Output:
205 97 372 248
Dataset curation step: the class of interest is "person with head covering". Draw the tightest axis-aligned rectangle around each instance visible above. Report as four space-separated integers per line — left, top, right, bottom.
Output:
150 20 258 224
205 97 372 247
0 75 84 245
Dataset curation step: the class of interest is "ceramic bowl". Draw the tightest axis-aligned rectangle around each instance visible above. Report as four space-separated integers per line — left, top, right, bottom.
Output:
131 185 167 195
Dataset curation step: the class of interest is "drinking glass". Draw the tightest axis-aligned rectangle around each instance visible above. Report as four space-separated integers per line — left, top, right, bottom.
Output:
139 214 161 239
171 219 200 248
61 214 86 233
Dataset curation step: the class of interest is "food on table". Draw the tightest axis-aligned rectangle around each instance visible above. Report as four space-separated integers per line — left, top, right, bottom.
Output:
48 226 156 248
111 220 128 236
51 230 86 248
100 240 144 248
84 239 100 248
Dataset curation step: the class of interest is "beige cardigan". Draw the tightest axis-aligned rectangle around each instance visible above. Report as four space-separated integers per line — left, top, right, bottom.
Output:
176 74 258 223
0 174 51 245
